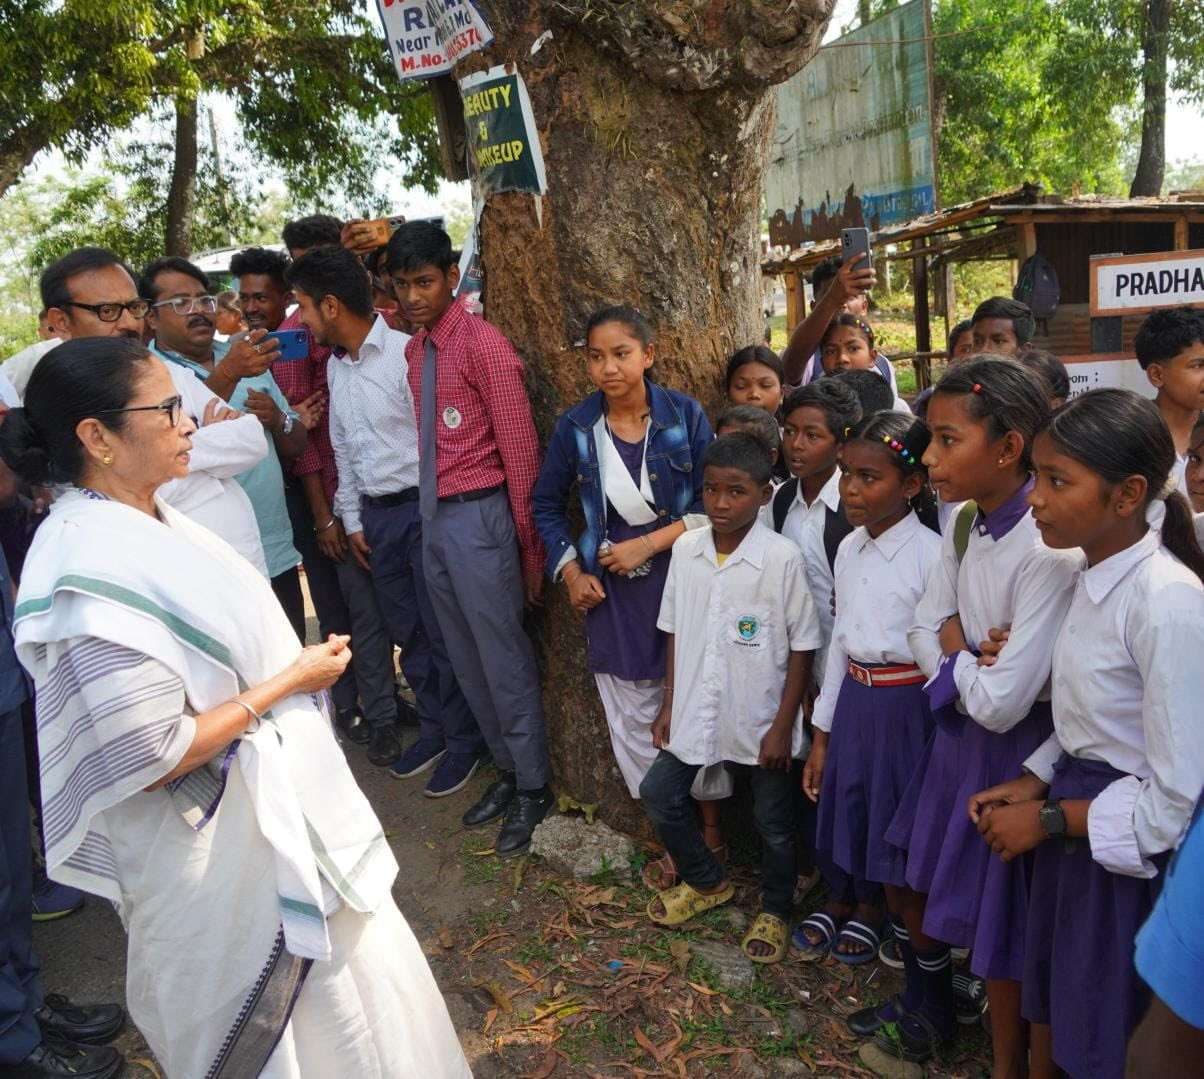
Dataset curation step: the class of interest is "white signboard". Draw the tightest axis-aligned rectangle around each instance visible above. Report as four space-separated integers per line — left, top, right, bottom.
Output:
375 0 493 82
1063 354 1156 401
1090 249 1204 317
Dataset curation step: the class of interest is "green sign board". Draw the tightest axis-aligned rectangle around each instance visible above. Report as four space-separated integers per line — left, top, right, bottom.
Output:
459 65 547 196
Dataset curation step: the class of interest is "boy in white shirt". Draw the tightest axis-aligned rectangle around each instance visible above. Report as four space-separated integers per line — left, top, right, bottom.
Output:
641 433 821 964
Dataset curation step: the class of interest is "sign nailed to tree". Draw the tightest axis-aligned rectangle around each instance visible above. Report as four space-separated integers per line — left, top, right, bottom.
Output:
459 65 547 195
375 0 493 81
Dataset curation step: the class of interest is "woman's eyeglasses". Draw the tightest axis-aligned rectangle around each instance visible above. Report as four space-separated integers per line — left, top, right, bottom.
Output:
63 300 152 322
96 396 184 428
151 295 219 316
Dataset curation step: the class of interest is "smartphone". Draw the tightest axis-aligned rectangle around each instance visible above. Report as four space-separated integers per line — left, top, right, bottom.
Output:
840 227 872 273
358 216 406 248
265 328 310 361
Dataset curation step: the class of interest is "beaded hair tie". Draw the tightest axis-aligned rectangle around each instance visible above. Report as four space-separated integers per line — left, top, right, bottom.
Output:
971 382 983 394
882 433 918 465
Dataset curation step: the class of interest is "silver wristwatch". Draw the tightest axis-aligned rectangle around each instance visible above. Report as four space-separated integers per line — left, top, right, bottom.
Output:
279 413 295 435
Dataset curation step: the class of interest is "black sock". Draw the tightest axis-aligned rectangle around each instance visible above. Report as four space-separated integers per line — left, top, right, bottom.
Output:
892 920 923 1012
914 942 954 1033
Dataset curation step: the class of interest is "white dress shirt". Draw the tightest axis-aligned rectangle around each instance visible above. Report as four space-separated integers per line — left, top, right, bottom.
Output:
780 469 841 685
812 512 942 733
909 502 1082 734
327 316 418 535
1023 531 1204 878
657 522 823 766
157 363 270 577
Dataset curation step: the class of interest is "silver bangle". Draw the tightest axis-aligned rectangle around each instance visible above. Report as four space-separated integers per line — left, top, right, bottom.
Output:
233 698 262 729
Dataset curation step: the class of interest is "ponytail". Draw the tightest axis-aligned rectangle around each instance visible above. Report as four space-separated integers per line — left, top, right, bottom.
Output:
1158 492 1204 585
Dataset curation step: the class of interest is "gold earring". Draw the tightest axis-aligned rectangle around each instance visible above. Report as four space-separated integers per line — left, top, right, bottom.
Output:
102 454 113 466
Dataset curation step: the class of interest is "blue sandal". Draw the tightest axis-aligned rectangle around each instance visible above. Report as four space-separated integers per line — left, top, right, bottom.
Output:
791 911 841 961
831 918 883 966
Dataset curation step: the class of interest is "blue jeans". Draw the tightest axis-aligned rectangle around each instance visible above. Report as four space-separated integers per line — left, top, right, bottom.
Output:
640 751 797 919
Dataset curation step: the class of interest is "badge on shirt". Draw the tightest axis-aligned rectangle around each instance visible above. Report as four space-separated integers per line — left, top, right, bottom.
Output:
443 405 462 429
737 616 761 642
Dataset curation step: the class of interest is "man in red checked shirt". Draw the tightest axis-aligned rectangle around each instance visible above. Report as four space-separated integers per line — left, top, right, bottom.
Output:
387 221 553 858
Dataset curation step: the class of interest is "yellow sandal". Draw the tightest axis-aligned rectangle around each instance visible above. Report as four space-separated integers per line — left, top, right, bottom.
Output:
742 912 788 965
647 881 735 926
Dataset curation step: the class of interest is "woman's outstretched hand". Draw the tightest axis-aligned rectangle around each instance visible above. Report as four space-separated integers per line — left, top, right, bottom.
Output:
288 635 352 693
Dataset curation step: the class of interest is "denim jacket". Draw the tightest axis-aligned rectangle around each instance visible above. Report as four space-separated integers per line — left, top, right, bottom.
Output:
533 380 713 579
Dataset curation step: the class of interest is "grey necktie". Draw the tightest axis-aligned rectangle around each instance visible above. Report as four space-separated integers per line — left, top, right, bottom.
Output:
419 336 438 521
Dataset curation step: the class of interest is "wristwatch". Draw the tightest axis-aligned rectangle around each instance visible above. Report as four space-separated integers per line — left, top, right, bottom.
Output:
279 413 295 435
1038 799 1067 838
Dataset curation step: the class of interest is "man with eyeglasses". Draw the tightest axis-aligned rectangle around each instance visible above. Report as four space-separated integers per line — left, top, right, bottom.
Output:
142 256 309 628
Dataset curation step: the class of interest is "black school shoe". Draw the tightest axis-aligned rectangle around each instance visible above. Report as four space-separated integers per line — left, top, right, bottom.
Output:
462 772 517 828
336 709 372 746
36 995 124 1045
495 788 554 858
366 725 403 767
3 1040 123 1079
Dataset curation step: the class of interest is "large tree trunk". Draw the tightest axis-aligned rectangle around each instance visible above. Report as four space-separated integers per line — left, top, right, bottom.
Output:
1130 0 1171 197
453 1 833 832
165 95 199 256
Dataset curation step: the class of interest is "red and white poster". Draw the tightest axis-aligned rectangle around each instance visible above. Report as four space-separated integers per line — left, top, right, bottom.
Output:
375 0 493 82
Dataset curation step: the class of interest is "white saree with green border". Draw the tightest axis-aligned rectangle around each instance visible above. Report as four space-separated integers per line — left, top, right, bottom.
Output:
14 489 470 1078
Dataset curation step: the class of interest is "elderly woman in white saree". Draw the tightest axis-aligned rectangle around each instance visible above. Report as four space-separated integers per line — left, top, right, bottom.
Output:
3 337 471 1078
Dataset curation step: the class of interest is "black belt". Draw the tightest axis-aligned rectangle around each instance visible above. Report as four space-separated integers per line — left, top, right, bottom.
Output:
362 488 419 509
439 484 503 504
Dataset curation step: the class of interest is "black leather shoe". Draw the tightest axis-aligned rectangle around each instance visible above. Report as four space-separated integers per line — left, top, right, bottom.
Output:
495 788 554 858
336 709 372 746
6 1040 123 1078
462 772 517 828
366 725 403 767
847 995 908 1036
35 995 124 1046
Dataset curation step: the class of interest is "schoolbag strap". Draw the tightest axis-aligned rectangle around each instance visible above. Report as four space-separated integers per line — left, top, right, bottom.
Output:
952 500 979 563
772 478 798 534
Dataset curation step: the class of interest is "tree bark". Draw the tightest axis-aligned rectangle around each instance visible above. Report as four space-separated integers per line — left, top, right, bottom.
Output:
452 1 834 832
165 95 199 256
1130 0 1171 197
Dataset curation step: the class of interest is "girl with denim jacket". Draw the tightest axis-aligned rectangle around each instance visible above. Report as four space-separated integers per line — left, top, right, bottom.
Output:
533 307 730 877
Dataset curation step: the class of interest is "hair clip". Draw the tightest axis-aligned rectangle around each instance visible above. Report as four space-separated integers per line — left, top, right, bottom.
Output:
972 383 983 394
882 433 917 465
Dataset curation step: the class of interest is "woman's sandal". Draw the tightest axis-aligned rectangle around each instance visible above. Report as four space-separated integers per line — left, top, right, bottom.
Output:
646 881 734 926
741 912 788 965
640 844 728 892
831 918 883 967
790 911 842 962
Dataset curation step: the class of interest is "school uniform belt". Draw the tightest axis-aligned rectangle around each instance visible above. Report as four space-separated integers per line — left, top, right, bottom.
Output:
438 484 503 504
362 488 419 508
847 660 925 688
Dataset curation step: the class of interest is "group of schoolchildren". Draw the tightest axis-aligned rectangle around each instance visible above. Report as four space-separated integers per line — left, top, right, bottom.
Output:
533 250 1204 1079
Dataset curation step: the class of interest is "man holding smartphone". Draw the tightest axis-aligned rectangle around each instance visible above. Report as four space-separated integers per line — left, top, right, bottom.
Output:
142 256 308 633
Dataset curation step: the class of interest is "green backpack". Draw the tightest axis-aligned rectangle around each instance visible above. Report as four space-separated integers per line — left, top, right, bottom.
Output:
952 501 978 563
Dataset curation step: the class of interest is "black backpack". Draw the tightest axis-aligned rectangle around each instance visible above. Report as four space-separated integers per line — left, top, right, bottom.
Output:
771 478 854 572
1014 253 1060 321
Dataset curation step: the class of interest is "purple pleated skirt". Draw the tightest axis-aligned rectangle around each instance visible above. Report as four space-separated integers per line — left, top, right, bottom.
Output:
884 701 1053 980
816 673 934 889
1022 755 1165 1079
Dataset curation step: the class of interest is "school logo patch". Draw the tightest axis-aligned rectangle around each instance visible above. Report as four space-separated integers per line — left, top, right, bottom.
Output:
737 616 760 641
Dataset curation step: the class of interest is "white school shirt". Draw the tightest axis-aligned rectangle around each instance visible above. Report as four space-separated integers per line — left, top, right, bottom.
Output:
908 497 1082 736
812 512 942 733
327 315 418 536
156 362 270 577
780 470 841 685
657 522 823 766
1023 531 1204 878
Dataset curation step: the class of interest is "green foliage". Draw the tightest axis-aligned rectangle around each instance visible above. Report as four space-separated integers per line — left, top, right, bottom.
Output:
933 0 1134 203
0 0 438 204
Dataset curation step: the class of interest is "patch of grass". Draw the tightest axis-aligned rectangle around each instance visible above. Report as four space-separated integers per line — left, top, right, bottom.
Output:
466 906 511 934
557 1014 633 1064
460 835 502 885
679 1011 731 1046
587 855 624 887
513 938 556 965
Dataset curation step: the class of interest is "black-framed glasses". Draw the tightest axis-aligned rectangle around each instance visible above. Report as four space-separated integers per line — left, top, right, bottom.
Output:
151 294 218 316
63 299 152 322
96 395 184 428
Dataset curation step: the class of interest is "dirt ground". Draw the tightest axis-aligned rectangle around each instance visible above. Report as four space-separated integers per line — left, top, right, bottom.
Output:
35 727 993 1079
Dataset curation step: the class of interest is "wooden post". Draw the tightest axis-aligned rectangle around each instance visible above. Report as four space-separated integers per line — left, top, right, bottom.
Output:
1175 216 1189 250
942 262 957 342
784 269 807 335
912 241 931 390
